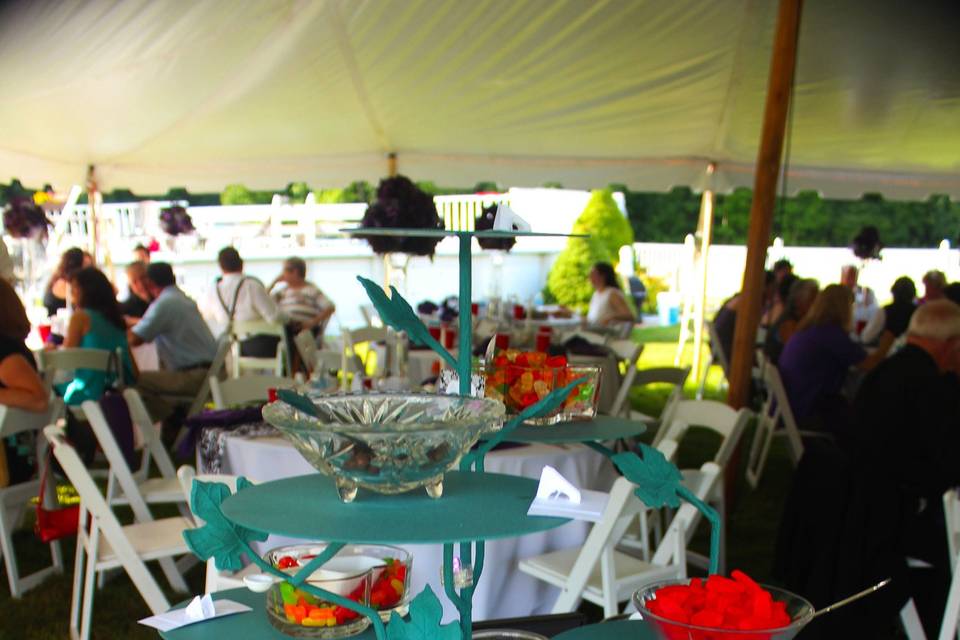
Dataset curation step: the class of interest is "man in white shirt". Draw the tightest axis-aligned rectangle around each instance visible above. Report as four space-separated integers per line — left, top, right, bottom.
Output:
204 246 285 357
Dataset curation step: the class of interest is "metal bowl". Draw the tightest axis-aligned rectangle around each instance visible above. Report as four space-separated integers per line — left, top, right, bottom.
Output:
262 392 505 501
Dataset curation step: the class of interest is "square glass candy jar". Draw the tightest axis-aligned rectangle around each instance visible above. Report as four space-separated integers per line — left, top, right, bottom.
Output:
480 352 601 425
264 543 413 637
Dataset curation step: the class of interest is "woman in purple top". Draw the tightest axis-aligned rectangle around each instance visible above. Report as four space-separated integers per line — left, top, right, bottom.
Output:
778 284 893 433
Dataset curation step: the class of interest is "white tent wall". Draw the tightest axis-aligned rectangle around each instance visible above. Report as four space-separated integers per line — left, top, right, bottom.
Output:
0 0 957 198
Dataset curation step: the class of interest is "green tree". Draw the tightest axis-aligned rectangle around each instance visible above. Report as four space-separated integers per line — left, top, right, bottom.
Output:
544 237 612 313
286 182 310 204
221 184 257 205
343 181 375 203
572 189 634 259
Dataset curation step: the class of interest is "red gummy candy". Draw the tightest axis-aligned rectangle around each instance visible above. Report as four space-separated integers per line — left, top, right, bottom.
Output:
545 355 567 367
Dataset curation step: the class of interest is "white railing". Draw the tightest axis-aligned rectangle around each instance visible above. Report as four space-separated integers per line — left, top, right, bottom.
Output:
434 193 509 232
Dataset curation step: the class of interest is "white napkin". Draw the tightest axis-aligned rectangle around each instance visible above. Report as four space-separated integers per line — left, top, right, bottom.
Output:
493 204 531 233
139 595 251 632
527 465 609 521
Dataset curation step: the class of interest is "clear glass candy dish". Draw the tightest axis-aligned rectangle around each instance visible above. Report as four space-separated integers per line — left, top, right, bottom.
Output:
262 392 505 502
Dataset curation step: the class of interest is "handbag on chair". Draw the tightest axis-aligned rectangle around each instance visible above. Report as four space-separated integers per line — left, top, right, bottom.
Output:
34 448 79 543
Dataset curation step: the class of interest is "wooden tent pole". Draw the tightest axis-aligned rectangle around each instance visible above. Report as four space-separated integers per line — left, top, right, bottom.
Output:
727 0 803 409
386 152 398 177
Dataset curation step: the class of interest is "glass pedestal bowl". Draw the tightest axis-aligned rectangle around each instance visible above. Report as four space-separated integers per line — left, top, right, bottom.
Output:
480 362 601 425
262 392 505 502
632 580 815 640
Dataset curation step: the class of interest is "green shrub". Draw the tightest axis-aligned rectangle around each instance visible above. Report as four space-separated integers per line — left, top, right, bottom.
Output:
637 268 669 314
221 184 257 205
287 182 310 204
572 189 634 259
544 237 612 313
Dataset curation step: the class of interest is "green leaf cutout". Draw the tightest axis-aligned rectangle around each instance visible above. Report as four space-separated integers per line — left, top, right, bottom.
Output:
611 443 683 509
386 585 461 640
356 276 457 370
182 478 268 572
276 388 319 417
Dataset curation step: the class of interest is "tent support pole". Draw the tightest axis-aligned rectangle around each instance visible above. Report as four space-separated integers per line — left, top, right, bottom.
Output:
387 152 397 177
728 0 802 409
85 164 99 260
691 164 716 384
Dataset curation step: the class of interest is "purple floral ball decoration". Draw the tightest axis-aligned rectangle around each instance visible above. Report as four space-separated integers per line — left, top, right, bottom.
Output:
3 197 50 240
359 176 444 256
159 205 195 237
475 203 516 251
852 226 882 260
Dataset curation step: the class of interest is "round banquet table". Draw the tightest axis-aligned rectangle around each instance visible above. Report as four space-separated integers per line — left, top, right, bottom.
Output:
552 619 656 639
204 433 617 623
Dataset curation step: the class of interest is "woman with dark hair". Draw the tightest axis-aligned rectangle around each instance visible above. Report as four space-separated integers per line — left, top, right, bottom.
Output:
59 267 136 405
861 276 917 344
43 247 90 317
586 262 634 326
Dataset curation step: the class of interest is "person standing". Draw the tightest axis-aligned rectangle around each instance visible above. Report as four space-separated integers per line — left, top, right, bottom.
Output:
203 247 284 356
129 263 218 422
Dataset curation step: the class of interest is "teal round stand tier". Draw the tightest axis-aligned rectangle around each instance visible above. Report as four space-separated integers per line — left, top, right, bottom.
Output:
158 588 378 640
221 470 569 543
553 620 656 639
491 416 646 445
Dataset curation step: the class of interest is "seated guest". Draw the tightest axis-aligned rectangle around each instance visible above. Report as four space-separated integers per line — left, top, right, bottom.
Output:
269 258 335 344
130 263 218 422
714 271 775 363
60 267 136 405
763 278 819 365
778 284 891 434
43 247 88 317
766 272 797 329
133 244 151 264
921 269 947 303
203 247 284 356
840 264 877 337
586 262 634 327
0 279 48 487
118 261 152 323
772 258 793 284
791 301 960 636
944 282 960 306
860 276 917 345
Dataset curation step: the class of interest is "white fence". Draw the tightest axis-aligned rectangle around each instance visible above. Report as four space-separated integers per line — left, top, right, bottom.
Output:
635 240 960 309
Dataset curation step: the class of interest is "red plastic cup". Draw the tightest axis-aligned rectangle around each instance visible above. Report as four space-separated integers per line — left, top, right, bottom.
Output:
267 388 278 403
38 324 52 343
513 305 525 320
538 325 553 335
494 334 510 350
429 326 442 341
444 329 457 349
471 303 479 316
362 378 373 390
856 320 867 335
535 333 551 353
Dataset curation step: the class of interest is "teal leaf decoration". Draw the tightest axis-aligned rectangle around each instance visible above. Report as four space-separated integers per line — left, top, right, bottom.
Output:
611 443 683 509
276 388 319 417
182 479 268 572
356 276 456 369
386 585 460 640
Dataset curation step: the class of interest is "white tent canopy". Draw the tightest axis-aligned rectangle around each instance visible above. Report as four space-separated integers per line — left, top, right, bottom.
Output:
0 0 957 198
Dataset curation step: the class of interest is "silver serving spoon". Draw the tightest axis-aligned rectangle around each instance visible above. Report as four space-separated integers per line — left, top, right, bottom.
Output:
812 578 891 618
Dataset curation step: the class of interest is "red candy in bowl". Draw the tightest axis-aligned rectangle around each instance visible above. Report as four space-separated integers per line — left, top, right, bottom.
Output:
633 572 814 640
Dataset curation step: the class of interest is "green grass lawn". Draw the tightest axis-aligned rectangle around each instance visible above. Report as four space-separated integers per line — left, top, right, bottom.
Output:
0 324 798 638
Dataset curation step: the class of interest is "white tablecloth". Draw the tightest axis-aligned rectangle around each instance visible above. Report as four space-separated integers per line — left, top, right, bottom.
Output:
209 434 615 622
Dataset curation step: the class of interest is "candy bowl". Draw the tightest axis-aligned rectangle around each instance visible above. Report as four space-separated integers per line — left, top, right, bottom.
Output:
264 543 414 636
479 352 601 425
262 392 505 502
632 577 815 640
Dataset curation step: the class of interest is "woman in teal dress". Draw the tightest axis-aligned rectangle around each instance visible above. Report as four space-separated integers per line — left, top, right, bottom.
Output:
60 267 137 404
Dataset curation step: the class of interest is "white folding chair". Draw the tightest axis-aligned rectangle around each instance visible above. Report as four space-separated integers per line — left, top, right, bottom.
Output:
634 366 692 435
696 320 729 400
176 465 261 593
340 326 403 391
80 397 189 593
293 329 342 380
0 401 64 597
651 399 750 574
745 364 813 488
230 320 289 377
37 348 120 419
44 425 191 640
605 339 644 418
519 461 721 617
209 374 294 409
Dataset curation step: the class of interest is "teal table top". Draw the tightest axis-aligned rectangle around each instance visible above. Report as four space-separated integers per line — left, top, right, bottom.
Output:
553 620 656 639
158 588 377 640
221 470 568 544
490 415 647 444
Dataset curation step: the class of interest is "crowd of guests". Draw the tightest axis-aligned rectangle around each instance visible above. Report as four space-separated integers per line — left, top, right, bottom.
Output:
713 259 960 636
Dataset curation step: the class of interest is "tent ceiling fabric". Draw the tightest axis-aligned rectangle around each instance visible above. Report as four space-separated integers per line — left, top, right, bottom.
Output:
0 0 957 198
